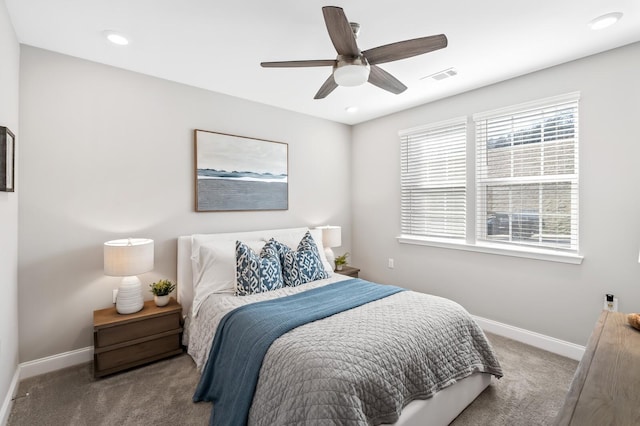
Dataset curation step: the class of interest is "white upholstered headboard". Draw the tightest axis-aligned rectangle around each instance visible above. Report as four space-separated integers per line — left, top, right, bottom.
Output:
177 227 331 316
177 235 195 315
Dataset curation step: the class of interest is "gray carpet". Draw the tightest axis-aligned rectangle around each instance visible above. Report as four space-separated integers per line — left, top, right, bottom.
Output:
8 333 577 426
449 334 577 426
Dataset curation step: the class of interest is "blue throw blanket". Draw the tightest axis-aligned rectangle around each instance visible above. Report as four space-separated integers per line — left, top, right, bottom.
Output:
193 278 405 426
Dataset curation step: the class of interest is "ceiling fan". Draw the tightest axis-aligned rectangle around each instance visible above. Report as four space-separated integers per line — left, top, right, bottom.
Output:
260 6 448 99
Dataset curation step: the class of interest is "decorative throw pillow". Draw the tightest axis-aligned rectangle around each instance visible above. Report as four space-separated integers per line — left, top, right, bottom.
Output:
235 240 284 296
269 231 329 287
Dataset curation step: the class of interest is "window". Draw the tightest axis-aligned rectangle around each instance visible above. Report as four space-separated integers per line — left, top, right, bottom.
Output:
400 117 467 239
399 93 581 263
475 93 579 252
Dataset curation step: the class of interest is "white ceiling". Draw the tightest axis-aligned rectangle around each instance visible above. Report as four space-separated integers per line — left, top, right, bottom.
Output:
6 0 640 125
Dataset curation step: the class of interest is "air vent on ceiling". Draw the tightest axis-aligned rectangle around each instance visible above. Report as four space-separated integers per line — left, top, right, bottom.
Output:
421 68 458 81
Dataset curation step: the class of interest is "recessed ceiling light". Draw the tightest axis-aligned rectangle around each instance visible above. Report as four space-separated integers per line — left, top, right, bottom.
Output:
588 12 623 30
345 106 358 113
103 30 129 46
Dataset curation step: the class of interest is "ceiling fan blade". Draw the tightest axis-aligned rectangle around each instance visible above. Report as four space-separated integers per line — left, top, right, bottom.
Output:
314 75 338 99
261 59 336 68
368 65 407 94
363 34 448 65
322 6 360 56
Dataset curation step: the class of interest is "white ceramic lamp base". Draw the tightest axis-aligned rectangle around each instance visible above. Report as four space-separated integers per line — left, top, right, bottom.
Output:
116 276 144 314
324 247 336 271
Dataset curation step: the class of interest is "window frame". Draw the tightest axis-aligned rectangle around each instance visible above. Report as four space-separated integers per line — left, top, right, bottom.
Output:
398 93 583 265
399 116 468 241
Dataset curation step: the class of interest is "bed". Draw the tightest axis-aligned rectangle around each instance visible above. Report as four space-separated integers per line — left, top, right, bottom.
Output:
177 227 502 426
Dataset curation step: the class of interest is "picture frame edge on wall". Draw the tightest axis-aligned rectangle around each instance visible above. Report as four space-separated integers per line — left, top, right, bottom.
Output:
194 129 289 212
0 126 15 193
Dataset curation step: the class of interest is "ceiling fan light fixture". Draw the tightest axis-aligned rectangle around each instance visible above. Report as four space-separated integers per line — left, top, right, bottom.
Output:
334 64 370 87
588 12 623 30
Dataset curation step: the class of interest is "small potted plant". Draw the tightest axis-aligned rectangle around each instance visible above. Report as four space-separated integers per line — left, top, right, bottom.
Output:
334 252 349 271
149 279 176 307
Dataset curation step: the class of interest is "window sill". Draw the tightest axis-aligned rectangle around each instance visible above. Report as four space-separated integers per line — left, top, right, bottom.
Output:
397 235 583 265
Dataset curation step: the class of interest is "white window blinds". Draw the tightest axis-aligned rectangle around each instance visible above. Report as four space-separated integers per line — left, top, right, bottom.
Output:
474 93 579 252
400 117 467 239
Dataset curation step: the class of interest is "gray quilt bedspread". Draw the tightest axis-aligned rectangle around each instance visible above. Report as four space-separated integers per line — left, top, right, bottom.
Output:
187 277 503 425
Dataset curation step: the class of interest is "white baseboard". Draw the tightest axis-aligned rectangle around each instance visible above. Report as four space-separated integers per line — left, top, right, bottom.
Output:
0 368 20 426
473 315 585 361
18 346 93 381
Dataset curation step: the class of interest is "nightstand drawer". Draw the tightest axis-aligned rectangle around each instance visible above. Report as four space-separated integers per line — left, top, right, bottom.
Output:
95 312 181 348
95 334 180 371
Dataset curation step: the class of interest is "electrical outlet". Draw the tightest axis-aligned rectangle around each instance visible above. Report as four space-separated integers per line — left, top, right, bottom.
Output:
388 258 395 269
604 294 618 312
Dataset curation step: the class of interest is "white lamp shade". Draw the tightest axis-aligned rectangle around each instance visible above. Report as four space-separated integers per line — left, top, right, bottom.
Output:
104 238 154 276
318 226 342 248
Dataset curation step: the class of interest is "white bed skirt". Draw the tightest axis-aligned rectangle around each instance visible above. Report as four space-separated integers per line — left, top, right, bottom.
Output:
385 373 490 426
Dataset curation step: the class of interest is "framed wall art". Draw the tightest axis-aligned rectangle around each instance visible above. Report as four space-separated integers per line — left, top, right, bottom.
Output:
194 129 288 212
0 126 15 192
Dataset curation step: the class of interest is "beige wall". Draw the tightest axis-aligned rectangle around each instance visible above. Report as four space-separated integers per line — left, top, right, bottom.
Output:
352 42 640 346
0 0 20 414
18 46 352 362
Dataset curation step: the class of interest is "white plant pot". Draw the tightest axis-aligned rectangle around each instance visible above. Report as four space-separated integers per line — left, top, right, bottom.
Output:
154 295 170 307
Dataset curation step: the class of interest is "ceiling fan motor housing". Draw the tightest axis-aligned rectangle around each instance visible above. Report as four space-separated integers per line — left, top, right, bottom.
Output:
333 55 370 86
350 22 361 38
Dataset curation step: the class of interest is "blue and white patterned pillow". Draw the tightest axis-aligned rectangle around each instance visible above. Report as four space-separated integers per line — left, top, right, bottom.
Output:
236 240 283 296
269 231 329 287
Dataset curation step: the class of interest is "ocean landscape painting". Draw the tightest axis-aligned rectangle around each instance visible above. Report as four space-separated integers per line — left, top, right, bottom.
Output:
195 130 288 211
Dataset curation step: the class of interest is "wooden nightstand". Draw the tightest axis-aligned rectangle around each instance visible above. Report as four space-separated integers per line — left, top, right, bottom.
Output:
336 265 360 278
93 298 183 378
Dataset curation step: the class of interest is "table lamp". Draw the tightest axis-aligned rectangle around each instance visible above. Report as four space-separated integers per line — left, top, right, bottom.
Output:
104 238 154 314
317 226 341 270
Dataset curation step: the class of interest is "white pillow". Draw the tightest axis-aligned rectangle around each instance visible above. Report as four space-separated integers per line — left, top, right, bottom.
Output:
191 237 264 316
